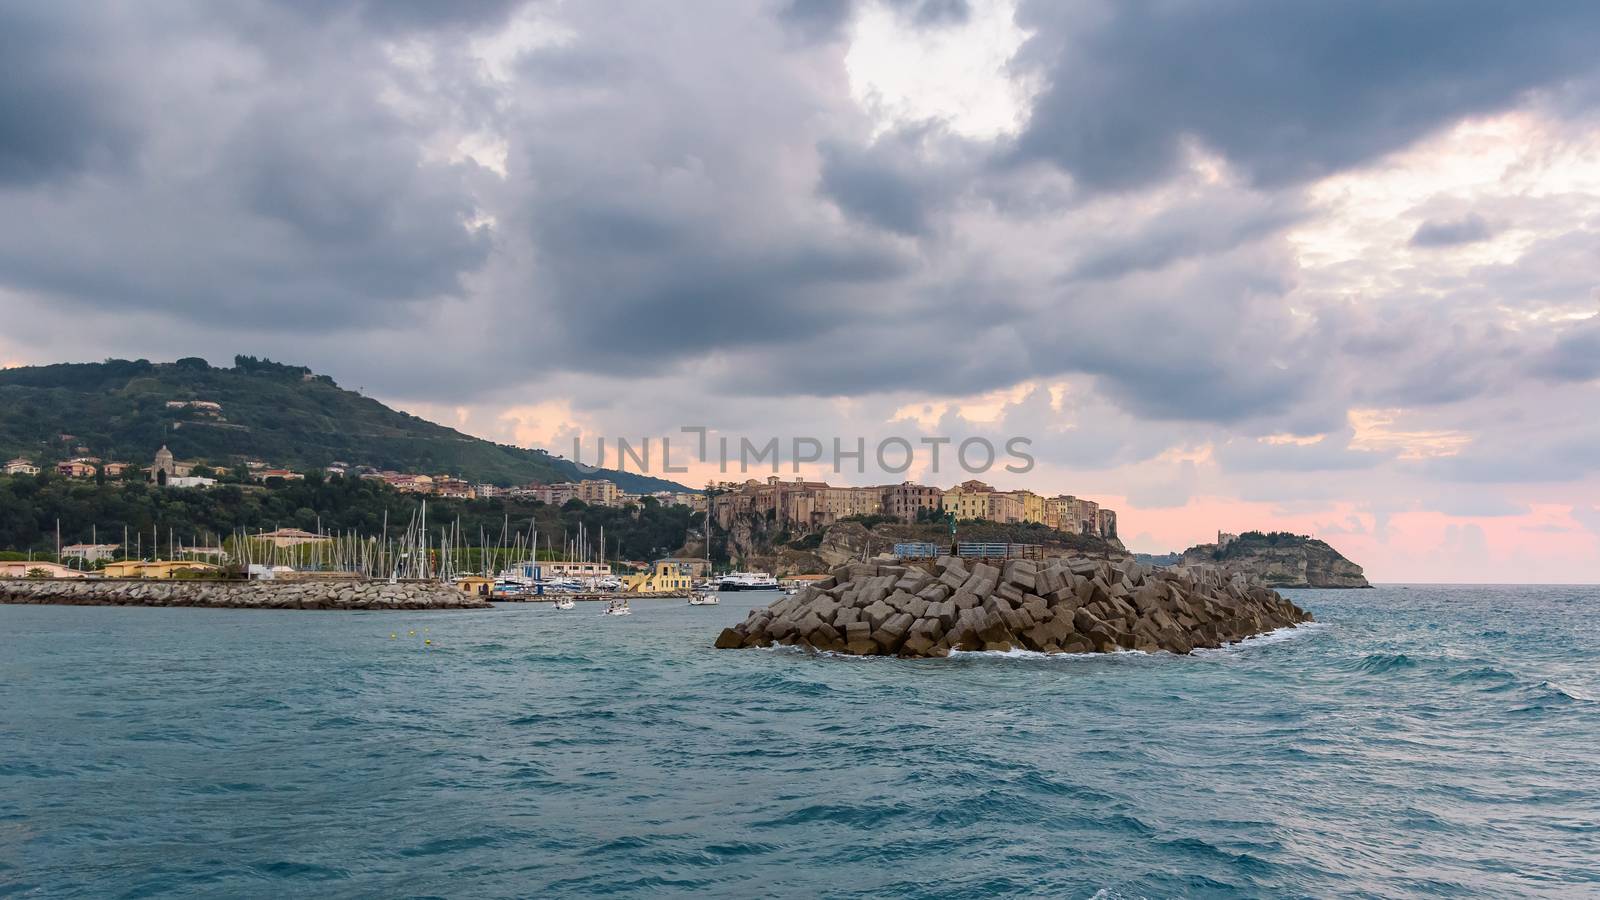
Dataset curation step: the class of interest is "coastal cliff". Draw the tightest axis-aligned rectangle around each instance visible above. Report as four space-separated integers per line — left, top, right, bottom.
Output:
0 579 493 610
1179 532 1369 589
715 516 1128 576
715 555 1312 657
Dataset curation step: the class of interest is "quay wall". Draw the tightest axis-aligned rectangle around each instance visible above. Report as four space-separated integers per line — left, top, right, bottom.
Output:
0 578 492 611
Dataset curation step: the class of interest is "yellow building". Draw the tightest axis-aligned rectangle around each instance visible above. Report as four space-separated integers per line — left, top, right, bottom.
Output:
102 560 221 579
1019 490 1046 525
576 480 620 506
455 575 496 597
0 561 87 579
543 561 612 578
624 560 694 593
943 480 994 521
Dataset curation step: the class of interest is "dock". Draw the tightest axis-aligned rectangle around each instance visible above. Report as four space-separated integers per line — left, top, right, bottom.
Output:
492 591 691 603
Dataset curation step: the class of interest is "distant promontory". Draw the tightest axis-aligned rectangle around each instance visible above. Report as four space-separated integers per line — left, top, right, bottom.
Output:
1177 531 1370 589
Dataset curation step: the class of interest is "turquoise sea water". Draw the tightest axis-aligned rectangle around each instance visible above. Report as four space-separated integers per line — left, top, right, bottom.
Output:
3 585 1597 898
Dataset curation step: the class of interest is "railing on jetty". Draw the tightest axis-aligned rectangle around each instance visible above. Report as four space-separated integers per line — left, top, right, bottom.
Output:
893 542 1045 561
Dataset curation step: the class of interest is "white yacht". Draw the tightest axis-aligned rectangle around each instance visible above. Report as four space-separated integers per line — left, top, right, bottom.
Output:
716 572 781 591
552 597 575 611
602 598 631 616
688 590 719 606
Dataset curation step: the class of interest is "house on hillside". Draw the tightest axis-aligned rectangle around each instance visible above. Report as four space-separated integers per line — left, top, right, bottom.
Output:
4 458 39 476
60 543 121 563
256 528 331 548
56 460 97 478
251 468 304 482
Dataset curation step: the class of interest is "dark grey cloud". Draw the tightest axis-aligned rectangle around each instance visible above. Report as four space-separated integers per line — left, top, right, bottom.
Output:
0 1 491 326
1010 0 1600 190
1424 429 1600 483
815 129 977 236
776 0 853 43
1531 316 1600 382
888 0 970 27
818 139 936 235
777 0 969 43
1064 192 1304 282
2 0 1599 526
263 0 525 33
0 5 137 185
1411 213 1496 247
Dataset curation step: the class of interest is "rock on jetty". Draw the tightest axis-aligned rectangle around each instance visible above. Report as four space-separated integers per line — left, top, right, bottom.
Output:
0 579 492 611
714 556 1312 657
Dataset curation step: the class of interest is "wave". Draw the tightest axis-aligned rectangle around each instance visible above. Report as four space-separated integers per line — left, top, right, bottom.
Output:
1194 622 1328 656
1347 652 1418 674
758 623 1327 662
1539 680 1598 703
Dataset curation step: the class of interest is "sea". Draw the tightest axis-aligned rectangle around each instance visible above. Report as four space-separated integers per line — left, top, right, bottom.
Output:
3 585 1597 898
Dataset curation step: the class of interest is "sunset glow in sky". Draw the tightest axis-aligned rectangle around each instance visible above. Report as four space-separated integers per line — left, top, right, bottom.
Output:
4 1 1600 582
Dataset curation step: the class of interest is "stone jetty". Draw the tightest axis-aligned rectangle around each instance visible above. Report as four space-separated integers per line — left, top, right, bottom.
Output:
0 579 492 611
715 555 1312 657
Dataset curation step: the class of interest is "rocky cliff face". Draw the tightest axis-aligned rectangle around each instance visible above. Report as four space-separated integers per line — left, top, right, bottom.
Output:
715 555 1312 658
1179 534 1369 588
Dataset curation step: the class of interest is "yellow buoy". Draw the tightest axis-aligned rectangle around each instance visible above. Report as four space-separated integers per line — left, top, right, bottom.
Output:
408 630 416 636
424 639 432 646
390 633 397 639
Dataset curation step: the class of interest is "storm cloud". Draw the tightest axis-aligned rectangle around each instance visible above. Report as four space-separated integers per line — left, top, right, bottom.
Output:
3 0 1600 577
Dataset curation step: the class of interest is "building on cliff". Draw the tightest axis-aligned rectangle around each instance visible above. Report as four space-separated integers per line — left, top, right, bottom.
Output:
709 476 1120 539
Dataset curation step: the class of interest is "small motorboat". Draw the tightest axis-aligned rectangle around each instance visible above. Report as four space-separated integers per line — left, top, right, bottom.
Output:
602 598 631 616
552 597 576 611
688 591 719 606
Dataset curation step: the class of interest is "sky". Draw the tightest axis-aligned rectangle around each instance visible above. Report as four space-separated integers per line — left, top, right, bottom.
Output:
3 0 1600 583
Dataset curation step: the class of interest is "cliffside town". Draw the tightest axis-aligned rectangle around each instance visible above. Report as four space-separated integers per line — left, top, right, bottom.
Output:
704 476 1123 574
710 476 1118 537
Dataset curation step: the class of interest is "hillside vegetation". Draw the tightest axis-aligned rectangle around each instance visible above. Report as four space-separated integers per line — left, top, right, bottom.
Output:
0 472 698 563
0 357 684 492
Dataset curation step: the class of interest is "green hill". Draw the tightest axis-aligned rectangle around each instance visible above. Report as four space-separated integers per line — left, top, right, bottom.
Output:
0 356 688 492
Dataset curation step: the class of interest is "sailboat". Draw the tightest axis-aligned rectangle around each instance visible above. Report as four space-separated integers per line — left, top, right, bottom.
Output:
689 506 718 604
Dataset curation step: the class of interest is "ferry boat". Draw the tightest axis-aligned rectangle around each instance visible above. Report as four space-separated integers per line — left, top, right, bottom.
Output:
716 572 780 592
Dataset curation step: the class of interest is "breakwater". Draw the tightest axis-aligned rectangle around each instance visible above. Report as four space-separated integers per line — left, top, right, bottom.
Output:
715 555 1312 657
0 578 492 610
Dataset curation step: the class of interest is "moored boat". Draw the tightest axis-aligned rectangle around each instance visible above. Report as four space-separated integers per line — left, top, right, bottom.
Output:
716 572 780 591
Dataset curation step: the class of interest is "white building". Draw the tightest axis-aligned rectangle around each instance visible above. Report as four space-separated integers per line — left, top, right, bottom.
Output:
60 543 121 563
4 458 39 476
